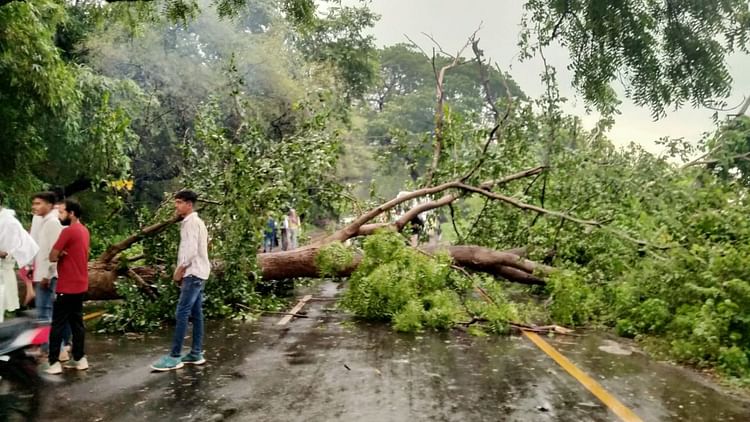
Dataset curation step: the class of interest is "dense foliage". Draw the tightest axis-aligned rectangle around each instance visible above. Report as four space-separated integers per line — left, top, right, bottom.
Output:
338 231 522 335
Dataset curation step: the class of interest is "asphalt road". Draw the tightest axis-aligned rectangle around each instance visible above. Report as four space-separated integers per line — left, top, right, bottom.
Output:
24 281 750 422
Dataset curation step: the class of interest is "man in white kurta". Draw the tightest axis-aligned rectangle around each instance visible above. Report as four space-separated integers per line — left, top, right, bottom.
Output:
0 205 39 322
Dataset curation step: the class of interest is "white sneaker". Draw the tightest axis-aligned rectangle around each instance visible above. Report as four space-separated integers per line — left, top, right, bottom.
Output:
59 346 70 362
63 356 89 371
44 362 63 375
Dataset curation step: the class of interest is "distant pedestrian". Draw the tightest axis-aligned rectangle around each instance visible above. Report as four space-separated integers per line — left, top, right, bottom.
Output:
45 199 90 374
151 190 210 371
280 213 290 251
288 209 300 250
263 215 276 253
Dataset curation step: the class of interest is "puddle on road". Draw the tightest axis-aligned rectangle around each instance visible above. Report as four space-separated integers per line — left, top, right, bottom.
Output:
597 339 633 356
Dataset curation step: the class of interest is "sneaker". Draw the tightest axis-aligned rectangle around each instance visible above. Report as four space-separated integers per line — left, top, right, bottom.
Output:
43 362 63 375
59 346 70 362
150 355 184 372
64 356 89 370
181 353 206 365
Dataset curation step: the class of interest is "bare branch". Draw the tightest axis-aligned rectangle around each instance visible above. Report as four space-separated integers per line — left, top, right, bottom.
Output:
403 34 430 58
548 0 571 43
685 151 750 167
463 38 517 182
423 26 483 187
328 166 547 243
456 182 669 249
462 124 500 182
319 180 462 244
491 166 546 186
471 36 500 121
701 96 750 114
449 202 462 240
126 268 157 298
682 94 750 169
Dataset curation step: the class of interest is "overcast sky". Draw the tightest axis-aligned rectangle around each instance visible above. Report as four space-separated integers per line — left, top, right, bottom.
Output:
348 0 750 154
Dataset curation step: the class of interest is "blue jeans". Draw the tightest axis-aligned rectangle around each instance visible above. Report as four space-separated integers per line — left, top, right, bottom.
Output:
263 235 274 252
170 275 204 357
35 278 71 352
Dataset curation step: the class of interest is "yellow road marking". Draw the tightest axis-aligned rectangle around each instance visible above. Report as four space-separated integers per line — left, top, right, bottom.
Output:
277 295 313 325
83 310 106 322
522 331 643 422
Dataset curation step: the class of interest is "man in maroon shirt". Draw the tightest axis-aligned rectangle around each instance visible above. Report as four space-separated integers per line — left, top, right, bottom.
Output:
44 199 90 374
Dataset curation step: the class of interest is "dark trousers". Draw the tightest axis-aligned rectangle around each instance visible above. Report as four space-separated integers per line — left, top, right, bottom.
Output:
49 293 85 365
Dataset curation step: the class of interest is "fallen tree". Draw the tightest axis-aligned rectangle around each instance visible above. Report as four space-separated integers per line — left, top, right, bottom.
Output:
82 243 549 300
73 33 651 301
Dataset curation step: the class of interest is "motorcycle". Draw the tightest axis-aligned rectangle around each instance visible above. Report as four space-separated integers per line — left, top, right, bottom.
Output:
0 311 50 421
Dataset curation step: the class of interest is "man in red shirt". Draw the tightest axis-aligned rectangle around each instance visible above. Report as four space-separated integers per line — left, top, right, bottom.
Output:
44 199 90 374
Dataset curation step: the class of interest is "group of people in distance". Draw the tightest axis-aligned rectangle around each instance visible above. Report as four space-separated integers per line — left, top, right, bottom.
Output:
263 209 301 253
0 189 213 374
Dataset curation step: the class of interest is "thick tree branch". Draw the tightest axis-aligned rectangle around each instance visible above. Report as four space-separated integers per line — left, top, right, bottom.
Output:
97 215 180 263
325 166 547 244
318 180 462 244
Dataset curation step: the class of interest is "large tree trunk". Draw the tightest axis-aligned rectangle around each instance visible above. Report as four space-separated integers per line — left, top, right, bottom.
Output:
80 244 549 300
86 263 161 300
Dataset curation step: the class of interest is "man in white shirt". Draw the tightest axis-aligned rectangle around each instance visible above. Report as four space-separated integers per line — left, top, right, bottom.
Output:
151 190 210 371
30 192 63 323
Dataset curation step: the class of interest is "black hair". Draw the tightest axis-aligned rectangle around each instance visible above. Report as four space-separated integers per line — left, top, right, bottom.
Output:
174 190 199 204
32 191 57 204
51 186 66 204
64 199 83 219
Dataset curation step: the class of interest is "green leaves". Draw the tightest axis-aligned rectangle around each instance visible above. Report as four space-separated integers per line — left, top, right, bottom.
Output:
522 0 750 117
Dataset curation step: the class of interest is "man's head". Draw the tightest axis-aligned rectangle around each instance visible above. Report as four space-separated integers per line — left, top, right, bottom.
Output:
31 192 57 217
174 190 198 218
51 186 66 207
58 199 83 226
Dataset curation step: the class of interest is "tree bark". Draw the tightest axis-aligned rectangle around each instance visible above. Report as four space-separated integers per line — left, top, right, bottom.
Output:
80 244 548 300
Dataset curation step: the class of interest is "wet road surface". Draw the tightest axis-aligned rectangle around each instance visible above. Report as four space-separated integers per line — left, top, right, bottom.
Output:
27 282 750 421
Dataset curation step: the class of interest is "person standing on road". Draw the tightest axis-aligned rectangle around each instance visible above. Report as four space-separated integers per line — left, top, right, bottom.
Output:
0 192 38 322
45 199 90 374
151 190 210 371
280 212 290 251
288 209 300 250
263 214 276 253
30 192 64 351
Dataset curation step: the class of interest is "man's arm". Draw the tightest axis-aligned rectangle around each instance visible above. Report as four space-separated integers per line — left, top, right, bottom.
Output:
175 220 200 281
35 220 62 283
180 220 200 268
49 248 64 263
49 227 69 263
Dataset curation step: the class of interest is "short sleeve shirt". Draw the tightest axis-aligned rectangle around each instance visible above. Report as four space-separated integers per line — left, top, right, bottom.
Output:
52 222 90 294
